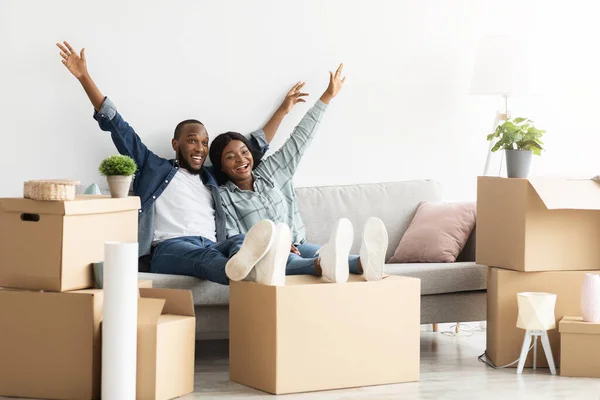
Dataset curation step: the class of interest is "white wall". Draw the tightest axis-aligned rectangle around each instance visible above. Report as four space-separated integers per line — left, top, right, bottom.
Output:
1 0 599 201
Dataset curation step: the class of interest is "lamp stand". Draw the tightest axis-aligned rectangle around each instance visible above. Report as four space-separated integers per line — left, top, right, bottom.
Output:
516 329 556 375
483 95 509 176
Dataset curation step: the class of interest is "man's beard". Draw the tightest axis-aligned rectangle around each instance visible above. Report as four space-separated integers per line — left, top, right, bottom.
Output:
177 151 202 175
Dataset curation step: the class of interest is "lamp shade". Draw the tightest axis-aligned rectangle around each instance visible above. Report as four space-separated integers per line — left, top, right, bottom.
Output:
469 36 527 96
516 292 557 330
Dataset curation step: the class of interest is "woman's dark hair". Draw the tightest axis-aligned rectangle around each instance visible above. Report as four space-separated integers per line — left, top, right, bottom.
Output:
209 132 264 185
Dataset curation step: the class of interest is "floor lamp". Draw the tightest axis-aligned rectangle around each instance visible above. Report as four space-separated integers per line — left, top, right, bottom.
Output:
470 36 527 176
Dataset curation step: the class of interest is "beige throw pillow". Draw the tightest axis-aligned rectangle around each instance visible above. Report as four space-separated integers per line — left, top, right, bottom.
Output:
389 201 476 263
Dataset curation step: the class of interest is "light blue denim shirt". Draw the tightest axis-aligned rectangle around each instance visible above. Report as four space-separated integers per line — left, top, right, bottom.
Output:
218 100 327 245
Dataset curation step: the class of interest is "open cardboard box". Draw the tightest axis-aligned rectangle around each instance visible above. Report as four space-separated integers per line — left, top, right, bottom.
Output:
0 280 156 400
477 177 600 272
229 275 420 394
137 288 196 400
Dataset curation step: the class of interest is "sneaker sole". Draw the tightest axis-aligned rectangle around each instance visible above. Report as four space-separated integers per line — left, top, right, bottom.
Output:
360 217 388 281
329 218 354 283
226 220 275 282
256 224 291 286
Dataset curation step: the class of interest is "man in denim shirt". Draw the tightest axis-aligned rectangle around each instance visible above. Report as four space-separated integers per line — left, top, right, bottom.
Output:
57 41 307 285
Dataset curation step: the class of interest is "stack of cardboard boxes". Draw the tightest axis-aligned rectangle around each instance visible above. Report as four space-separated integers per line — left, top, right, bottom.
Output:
0 195 195 400
476 176 600 372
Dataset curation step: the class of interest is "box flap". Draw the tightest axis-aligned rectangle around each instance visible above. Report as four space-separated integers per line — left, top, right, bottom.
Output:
139 288 195 317
138 297 166 326
559 316 600 335
528 178 600 210
0 195 140 215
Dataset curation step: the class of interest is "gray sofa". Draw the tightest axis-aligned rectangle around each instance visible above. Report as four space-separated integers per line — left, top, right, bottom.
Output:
139 179 487 339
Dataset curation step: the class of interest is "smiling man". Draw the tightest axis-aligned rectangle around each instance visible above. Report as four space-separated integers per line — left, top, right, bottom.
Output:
57 41 306 285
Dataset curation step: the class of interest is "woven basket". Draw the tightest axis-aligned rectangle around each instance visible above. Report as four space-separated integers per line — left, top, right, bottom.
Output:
23 179 81 201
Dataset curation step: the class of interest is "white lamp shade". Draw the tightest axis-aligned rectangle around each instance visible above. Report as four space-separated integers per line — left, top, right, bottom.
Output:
516 292 557 330
469 36 528 96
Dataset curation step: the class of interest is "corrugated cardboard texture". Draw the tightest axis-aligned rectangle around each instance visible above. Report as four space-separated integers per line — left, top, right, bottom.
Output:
560 317 600 377
476 177 600 271
0 195 140 215
0 195 140 292
137 288 195 400
487 268 594 368
230 275 420 394
0 288 103 400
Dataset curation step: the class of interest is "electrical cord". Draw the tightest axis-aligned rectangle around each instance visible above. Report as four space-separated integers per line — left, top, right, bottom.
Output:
441 322 486 337
478 346 535 369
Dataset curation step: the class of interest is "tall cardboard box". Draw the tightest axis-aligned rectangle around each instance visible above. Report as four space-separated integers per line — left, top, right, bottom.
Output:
559 316 600 378
230 275 420 394
0 288 103 400
476 176 600 272
137 288 196 400
487 267 595 368
0 195 140 291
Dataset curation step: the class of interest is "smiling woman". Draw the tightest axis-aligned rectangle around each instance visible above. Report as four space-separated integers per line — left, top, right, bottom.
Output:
209 65 390 284
209 131 265 189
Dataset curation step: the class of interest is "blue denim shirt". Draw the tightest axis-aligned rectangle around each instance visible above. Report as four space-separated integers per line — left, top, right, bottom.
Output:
93 97 269 257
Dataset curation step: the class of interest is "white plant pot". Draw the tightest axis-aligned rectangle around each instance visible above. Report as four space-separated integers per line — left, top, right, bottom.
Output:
106 175 133 198
581 273 600 323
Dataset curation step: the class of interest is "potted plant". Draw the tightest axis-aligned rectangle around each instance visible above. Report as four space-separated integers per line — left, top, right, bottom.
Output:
99 155 137 198
487 117 546 178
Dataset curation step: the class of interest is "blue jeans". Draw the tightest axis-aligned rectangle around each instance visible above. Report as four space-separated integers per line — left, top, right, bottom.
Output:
286 243 361 276
150 235 245 285
150 237 362 285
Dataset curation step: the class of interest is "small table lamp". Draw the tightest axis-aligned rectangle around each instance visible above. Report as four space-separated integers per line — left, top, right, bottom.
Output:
469 36 528 176
515 292 557 375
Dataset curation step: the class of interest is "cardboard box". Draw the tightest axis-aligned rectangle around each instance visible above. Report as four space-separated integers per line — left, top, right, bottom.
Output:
0 195 140 292
137 288 196 400
0 288 103 400
476 177 600 272
559 316 600 378
229 275 420 394
487 267 596 368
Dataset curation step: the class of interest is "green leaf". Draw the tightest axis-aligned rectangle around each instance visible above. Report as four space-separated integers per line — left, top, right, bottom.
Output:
99 155 138 176
513 117 527 124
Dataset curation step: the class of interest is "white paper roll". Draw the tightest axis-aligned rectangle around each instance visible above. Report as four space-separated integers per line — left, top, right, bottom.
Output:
102 241 139 400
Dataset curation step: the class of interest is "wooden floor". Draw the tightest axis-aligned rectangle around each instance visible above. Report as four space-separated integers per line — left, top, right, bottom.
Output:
3 325 600 399
187 327 600 400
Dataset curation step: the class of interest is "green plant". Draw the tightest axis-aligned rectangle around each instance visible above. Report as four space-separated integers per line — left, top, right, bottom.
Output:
487 117 546 155
99 155 137 176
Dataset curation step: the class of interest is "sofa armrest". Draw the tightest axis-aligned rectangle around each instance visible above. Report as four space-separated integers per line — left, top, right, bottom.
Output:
456 226 476 262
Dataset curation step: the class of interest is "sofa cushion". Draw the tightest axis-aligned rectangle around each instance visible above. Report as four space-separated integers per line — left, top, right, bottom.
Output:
140 261 487 306
296 180 443 261
384 262 487 295
389 201 476 263
138 272 229 306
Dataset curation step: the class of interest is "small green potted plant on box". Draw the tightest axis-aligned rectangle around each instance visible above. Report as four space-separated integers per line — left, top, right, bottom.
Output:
99 155 137 198
487 117 546 178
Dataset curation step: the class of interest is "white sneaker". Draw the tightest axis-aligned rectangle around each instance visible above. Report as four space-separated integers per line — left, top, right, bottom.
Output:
253 223 291 286
359 217 388 281
226 220 275 282
316 218 354 283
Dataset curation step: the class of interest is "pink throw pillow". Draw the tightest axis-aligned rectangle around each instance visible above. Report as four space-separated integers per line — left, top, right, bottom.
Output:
388 201 476 263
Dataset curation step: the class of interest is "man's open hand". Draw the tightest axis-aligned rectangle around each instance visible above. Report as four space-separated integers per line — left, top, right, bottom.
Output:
57 41 88 80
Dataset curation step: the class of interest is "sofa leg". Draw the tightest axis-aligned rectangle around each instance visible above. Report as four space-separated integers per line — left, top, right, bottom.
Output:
432 323 439 332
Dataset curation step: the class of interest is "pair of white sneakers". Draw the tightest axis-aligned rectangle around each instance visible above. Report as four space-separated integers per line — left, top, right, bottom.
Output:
225 217 389 286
